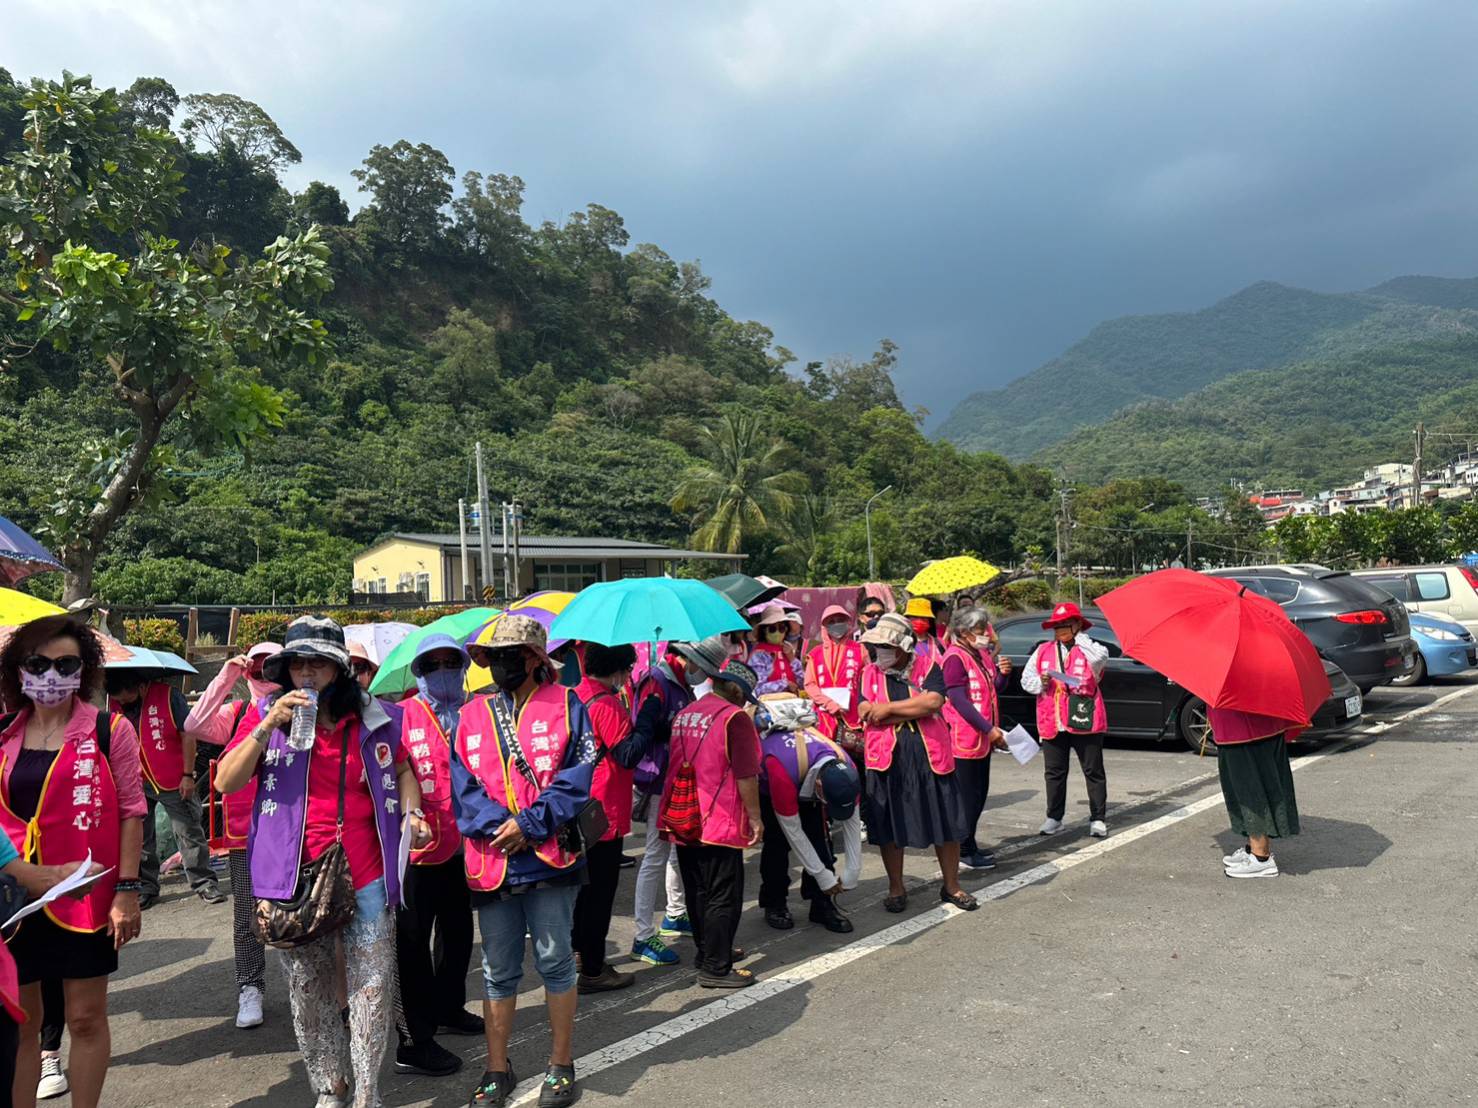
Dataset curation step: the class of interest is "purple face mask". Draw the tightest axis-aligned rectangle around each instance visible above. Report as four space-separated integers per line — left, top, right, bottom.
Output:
21 669 82 708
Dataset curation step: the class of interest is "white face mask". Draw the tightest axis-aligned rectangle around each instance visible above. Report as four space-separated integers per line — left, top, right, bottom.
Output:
872 646 901 673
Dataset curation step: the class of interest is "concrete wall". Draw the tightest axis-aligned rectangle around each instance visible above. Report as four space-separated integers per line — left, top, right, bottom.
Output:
352 539 445 601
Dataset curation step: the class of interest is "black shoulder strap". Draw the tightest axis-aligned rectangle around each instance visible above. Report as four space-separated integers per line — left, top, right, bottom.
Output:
96 710 113 759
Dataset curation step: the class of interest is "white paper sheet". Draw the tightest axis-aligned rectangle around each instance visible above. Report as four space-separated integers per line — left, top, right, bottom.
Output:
3 853 113 929
1003 724 1041 766
397 814 413 887
1044 668 1085 690
820 686 853 711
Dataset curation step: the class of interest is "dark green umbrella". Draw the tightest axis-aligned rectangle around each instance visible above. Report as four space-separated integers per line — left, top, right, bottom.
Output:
703 573 786 611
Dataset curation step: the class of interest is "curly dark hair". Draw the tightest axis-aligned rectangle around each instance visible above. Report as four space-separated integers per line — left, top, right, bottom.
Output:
0 615 107 711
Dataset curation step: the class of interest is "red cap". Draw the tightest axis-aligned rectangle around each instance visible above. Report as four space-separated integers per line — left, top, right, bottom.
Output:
1041 602 1093 630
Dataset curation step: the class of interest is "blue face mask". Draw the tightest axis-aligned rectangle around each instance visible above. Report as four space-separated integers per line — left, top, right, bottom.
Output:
417 667 466 710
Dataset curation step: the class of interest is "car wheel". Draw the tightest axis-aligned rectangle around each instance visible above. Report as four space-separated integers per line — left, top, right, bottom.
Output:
1177 695 1217 755
1389 654 1426 687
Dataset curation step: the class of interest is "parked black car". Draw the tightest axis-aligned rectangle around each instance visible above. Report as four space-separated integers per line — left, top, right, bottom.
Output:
1204 565 1417 692
993 608 1365 752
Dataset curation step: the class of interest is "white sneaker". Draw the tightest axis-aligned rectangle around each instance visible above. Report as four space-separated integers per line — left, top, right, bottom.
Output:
315 1096 347 1108
235 985 264 1029
1225 854 1279 879
1038 817 1063 835
1222 846 1250 867
1088 820 1108 838
37 1053 67 1099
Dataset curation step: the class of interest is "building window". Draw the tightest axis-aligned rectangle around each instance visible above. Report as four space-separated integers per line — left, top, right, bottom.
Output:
533 562 601 592
415 573 431 599
376 578 386 594
618 559 647 579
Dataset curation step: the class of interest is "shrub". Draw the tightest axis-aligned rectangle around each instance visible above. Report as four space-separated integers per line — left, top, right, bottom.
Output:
236 611 290 647
994 579 1052 612
1079 576 1133 603
403 606 473 627
123 618 185 654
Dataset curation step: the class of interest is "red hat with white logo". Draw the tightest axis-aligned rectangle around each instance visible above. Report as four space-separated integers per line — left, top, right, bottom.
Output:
1041 602 1092 630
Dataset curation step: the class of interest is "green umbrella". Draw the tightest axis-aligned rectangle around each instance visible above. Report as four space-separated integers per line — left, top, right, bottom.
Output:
703 573 785 611
368 607 500 697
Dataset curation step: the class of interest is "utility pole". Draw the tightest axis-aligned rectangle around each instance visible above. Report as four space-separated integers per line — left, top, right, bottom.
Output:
501 502 512 599
458 498 471 601
475 442 493 598
864 485 892 579
1057 488 1072 587
1412 422 1425 509
510 497 524 598
1186 519 1194 568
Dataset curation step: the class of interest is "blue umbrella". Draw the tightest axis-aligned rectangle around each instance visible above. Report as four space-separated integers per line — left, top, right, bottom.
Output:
550 578 750 646
0 516 65 588
107 645 198 675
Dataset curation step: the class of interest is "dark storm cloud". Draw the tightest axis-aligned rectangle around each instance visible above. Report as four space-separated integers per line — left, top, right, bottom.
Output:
12 1 1478 423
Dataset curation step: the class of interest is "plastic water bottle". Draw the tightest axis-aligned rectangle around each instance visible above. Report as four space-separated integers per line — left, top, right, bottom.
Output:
288 680 319 751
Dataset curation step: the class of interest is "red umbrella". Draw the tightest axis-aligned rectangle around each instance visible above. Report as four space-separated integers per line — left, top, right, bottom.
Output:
1096 569 1331 726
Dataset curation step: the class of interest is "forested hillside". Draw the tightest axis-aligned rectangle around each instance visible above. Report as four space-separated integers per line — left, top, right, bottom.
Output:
938 280 1478 458
0 68 1080 603
1035 335 1478 492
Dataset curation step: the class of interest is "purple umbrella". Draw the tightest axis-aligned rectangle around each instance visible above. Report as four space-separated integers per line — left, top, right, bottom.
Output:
0 517 65 587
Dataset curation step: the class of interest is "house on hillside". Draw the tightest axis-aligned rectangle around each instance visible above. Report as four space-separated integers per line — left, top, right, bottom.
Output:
352 532 744 602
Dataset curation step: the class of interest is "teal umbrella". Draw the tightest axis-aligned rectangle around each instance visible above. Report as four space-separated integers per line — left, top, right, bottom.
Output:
550 578 749 647
108 646 197 675
369 607 500 696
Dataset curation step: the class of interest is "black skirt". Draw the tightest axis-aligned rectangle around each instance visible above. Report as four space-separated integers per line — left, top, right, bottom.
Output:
6 911 118 984
864 726 965 849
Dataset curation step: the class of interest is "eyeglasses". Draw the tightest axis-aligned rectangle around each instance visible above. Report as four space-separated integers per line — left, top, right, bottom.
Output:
350 660 374 676
416 658 462 675
20 654 83 678
861 608 884 618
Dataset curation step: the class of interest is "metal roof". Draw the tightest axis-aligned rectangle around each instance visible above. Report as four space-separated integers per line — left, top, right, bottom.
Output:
361 532 744 562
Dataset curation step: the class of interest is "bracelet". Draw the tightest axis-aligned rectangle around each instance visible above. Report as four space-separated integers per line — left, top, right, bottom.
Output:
114 879 143 893
181 773 196 781
252 724 272 748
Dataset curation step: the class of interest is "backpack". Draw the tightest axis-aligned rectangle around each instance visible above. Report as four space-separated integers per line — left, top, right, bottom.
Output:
658 758 702 845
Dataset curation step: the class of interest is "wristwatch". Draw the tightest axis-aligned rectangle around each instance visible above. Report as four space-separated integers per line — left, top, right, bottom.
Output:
408 808 425 820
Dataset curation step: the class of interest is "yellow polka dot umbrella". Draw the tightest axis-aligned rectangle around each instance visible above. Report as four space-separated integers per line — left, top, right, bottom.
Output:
906 556 1002 598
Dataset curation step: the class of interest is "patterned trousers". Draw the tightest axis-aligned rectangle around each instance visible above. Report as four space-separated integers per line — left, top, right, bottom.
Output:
281 883 396 1108
228 851 267 992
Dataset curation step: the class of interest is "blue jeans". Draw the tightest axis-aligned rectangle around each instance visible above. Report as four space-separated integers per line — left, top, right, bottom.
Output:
477 885 579 1001
348 878 389 942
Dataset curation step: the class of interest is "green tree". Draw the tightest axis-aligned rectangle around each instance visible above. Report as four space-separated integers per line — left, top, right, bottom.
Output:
119 76 179 129
179 92 301 170
352 140 454 253
293 181 349 227
0 74 332 602
671 412 805 554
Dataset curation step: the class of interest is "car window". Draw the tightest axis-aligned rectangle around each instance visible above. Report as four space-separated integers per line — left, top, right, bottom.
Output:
996 621 1046 657
1414 572 1451 601
1225 576 1266 595
1258 578 1300 604
1085 626 1123 657
1361 574 1411 602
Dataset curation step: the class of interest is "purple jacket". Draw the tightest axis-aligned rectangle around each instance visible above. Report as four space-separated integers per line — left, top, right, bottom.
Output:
247 695 404 906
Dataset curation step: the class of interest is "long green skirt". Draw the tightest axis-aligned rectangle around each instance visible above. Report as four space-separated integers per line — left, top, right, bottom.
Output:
1217 734 1300 839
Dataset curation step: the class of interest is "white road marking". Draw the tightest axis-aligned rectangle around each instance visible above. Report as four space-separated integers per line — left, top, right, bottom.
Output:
506 683 1477 1103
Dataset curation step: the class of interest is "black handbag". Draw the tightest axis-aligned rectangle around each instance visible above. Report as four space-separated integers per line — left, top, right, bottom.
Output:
253 726 356 950
489 691 608 856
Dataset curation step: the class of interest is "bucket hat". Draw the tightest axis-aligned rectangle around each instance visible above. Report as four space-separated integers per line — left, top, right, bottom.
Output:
673 635 730 678
858 612 914 651
903 597 935 620
261 616 350 686
712 659 758 701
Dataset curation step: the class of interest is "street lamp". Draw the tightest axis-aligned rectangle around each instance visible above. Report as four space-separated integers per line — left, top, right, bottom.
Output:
865 485 893 579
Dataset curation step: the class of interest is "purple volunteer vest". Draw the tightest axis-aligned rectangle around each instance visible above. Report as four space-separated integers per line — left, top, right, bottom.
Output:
247 695 404 906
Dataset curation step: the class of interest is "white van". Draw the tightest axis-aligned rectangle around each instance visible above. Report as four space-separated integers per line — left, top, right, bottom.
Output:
1350 565 1478 636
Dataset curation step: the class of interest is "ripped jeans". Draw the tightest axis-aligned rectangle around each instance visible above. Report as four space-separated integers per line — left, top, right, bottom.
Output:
281 879 395 1108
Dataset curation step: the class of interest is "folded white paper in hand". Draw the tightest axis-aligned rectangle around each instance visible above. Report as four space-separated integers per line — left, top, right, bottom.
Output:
1045 668 1086 690
397 814 413 886
820 687 852 712
3 852 112 930
1003 724 1041 766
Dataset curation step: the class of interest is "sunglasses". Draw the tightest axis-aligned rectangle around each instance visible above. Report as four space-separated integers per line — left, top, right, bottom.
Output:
416 657 462 675
350 660 375 676
21 654 84 678
483 648 526 668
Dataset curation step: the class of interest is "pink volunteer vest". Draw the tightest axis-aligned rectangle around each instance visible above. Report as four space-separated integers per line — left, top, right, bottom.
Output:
942 643 998 759
0 703 122 932
455 686 581 892
112 681 185 791
402 696 462 866
859 665 955 776
218 701 259 851
662 694 753 849
809 639 866 732
1033 641 1108 740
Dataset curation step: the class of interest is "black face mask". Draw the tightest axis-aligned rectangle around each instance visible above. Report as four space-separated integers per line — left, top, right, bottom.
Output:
489 657 529 693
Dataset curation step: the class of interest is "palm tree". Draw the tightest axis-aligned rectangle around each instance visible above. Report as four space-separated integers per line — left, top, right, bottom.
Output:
670 412 805 554
777 494 836 582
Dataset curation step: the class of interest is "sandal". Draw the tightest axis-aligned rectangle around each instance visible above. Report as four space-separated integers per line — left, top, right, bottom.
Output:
469 1066 516 1107
699 967 757 989
537 1063 578 1107
731 947 746 961
883 893 907 914
940 887 979 912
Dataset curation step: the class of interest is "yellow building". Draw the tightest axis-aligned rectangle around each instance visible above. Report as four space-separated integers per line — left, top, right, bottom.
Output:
352 531 745 603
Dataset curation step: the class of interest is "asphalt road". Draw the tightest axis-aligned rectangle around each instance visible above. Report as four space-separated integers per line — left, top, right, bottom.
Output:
59 679 1478 1107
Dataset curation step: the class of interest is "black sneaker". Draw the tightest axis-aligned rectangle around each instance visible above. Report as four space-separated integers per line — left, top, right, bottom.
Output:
139 893 159 911
439 1008 486 1036
469 1066 516 1107
396 1040 462 1077
537 1063 578 1107
198 886 227 905
618 853 637 869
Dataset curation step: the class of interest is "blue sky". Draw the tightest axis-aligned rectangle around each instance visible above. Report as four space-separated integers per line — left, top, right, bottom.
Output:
10 1 1478 424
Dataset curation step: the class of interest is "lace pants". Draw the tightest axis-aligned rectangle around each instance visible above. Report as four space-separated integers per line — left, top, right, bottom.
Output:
281 880 395 1108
